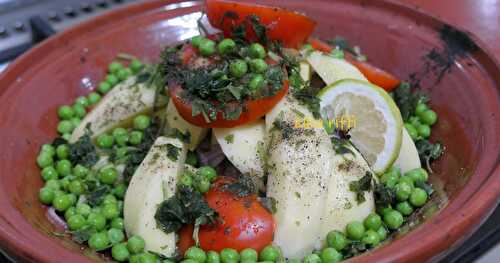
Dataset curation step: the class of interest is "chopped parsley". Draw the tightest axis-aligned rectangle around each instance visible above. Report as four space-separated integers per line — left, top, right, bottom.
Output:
349 172 374 204
166 143 181 162
392 82 428 121
224 134 234 144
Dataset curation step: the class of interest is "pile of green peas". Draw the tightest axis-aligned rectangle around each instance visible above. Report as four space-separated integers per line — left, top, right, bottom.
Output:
54 58 143 140
190 35 270 92
179 166 217 194
177 245 281 263
403 101 438 141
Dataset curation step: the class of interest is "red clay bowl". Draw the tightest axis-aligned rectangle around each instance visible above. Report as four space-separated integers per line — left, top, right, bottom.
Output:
0 0 498 262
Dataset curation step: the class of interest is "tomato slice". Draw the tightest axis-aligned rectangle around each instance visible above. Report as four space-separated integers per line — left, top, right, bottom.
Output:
206 0 316 48
197 177 274 252
177 224 195 255
309 38 401 91
169 80 288 128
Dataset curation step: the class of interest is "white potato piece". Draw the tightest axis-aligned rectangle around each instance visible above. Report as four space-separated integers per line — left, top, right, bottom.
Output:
70 77 155 142
166 99 208 150
393 128 421 173
124 136 187 257
317 145 376 247
265 95 335 259
307 51 367 85
213 120 266 177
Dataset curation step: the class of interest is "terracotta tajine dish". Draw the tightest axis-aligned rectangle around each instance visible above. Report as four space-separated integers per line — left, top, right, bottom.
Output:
0 0 498 262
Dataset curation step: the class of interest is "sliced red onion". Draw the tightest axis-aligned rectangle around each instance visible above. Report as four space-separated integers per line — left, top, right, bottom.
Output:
47 207 68 230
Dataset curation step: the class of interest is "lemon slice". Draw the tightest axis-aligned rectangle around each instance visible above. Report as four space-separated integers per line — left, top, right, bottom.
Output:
318 79 403 173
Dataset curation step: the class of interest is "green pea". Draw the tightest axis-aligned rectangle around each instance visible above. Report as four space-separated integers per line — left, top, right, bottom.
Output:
377 226 388 241
229 59 248 78
70 117 81 128
97 134 114 148
185 246 207 262
163 260 176 263
180 172 193 187
102 203 120 219
61 133 71 141
129 131 144 145
414 103 428 116
326 230 348 251
395 182 412 201
133 115 151 130
58 105 74 120
420 110 438 125
75 96 89 107
249 43 266 59
383 210 404 229
396 201 414 216
52 194 72 212
56 144 70 160
45 179 61 190
399 176 415 188
301 43 313 51
321 247 342 263
240 248 258 262
59 177 70 191
57 120 74 134
130 59 144 73
88 92 101 105
56 160 72 176
331 49 344 59
41 166 58 181
182 260 199 263
76 203 91 217
113 183 127 199
103 194 118 205
221 248 239 263
218 38 236 54
196 178 210 194
191 36 205 48
99 167 118 185
404 123 418 140
249 59 268 73
409 116 421 127
67 214 86 230
186 151 198 166
112 127 127 137
109 61 124 74
346 221 365 240
41 144 56 156
207 251 220 263
64 206 77 221
98 81 112 94
129 254 141 263
72 104 86 118
259 245 279 262
110 218 124 230
364 213 382 230
111 243 130 262
248 74 265 91
37 152 53 168
87 213 107 231
362 229 380 246
106 74 119 86
409 188 428 207
381 172 399 188
127 235 145 254
198 166 217 182
405 168 428 184
115 134 129 146
39 187 55 204
417 124 431 138
115 147 129 159
89 232 109 251
199 39 216 57
73 164 89 178
108 228 125 244
303 253 321 263
117 68 131 81
288 260 301 263
67 193 77 206
69 180 84 195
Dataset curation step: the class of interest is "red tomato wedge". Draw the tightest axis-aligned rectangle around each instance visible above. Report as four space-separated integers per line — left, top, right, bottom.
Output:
309 38 401 91
169 80 288 128
197 178 275 252
206 0 316 48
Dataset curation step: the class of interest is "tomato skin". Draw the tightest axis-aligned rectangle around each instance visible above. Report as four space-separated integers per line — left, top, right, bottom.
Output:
309 38 401 91
178 224 195 255
169 80 288 128
206 0 316 48
181 44 198 65
198 178 274 252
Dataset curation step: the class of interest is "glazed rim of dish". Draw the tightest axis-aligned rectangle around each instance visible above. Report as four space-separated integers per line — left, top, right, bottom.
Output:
0 0 498 262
